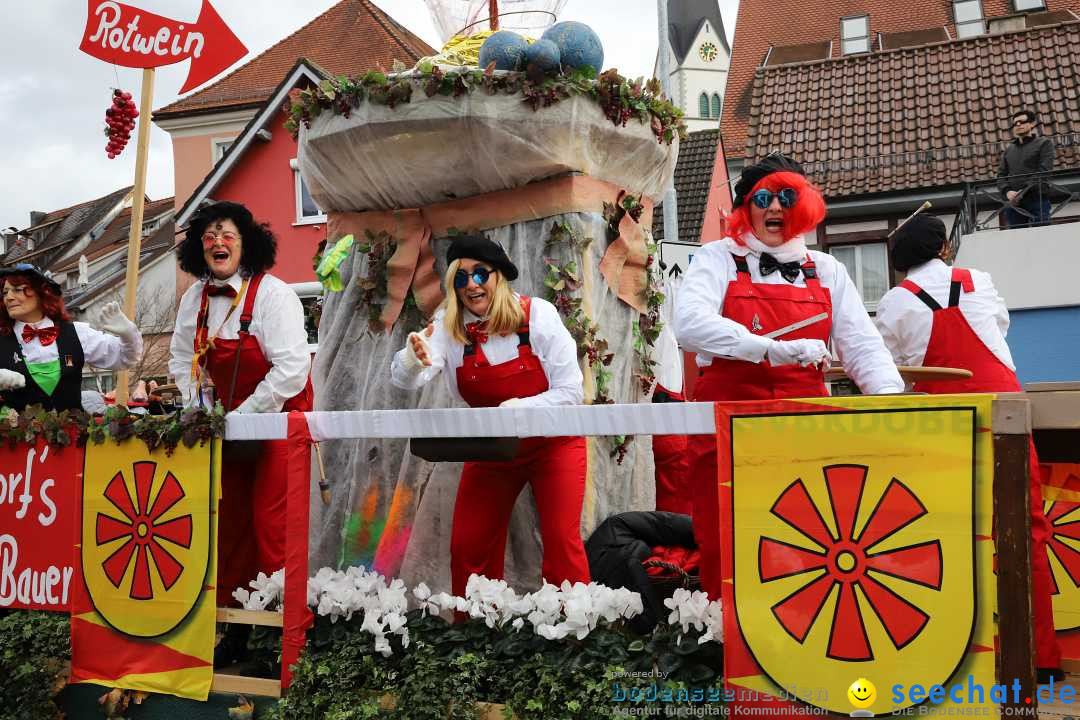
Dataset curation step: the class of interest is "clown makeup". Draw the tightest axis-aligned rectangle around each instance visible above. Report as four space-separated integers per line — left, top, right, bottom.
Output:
201 218 243 280
454 259 497 317
2 280 43 324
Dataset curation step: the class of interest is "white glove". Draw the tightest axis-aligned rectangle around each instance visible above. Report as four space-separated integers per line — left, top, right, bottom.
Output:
99 302 139 341
402 325 435 372
766 338 832 369
0 369 25 391
500 397 524 408
231 398 260 414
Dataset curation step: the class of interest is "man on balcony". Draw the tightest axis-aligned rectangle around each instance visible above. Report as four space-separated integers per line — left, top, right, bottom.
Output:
997 109 1055 228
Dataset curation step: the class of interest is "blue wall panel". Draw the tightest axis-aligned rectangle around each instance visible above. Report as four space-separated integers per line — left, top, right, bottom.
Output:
1007 306 1080 384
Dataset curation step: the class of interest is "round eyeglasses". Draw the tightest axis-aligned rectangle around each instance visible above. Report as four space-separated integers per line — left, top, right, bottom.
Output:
750 188 799 209
454 266 493 289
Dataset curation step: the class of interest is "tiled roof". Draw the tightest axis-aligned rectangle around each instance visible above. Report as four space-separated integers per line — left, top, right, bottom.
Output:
154 0 435 119
653 129 719 243
66 222 178 312
52 198 175 272
3 186 134 265
745 21 1080 198
720 0 1079 155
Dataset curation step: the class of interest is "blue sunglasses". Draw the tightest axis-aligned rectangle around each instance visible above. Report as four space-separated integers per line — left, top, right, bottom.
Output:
453 266 493 289
750 188 799 209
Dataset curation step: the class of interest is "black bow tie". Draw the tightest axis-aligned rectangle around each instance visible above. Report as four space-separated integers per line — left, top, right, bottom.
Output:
759 253 803 283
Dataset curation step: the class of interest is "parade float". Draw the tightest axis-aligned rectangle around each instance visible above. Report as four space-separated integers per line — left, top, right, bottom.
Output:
6 1 1080 718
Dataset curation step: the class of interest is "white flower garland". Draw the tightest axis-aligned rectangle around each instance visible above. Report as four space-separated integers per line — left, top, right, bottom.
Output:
231 567 722 656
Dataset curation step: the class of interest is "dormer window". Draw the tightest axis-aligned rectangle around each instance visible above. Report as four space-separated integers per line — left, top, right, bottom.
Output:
953 0 987 37
841 15 871 54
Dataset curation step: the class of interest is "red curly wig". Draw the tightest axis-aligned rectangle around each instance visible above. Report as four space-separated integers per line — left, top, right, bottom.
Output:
725 171 827 244
0 274 71 335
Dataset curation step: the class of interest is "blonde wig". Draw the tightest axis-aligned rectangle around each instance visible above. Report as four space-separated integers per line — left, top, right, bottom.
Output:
441 259 525 345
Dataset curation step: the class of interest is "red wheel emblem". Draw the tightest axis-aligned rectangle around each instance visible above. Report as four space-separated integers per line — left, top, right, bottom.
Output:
94 461 193 600
759 464 943 661
1044 489 1080 595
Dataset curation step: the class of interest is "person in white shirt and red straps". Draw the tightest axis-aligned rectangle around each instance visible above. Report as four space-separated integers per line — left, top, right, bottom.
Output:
169 201 313 614
875 212 1062 683
674 154 905 601
391 234 590 597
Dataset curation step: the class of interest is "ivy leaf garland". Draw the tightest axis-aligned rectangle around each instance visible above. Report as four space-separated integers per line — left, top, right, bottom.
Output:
286 66 686 147
0 403 226 454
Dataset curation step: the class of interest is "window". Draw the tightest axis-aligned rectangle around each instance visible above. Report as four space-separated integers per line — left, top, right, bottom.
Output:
1014 0 1045 9
841 15 871 54
830 243 889 310
710 93 722 118
212 138 232 163
291 159 326 224
698 93 709 118
953 0 986 37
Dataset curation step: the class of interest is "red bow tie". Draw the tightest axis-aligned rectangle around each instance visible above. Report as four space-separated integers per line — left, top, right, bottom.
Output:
206 283 238 298
465 320 488 346
22 324 59 346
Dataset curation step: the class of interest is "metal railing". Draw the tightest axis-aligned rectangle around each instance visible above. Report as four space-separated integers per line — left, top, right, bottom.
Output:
946 168 1080 259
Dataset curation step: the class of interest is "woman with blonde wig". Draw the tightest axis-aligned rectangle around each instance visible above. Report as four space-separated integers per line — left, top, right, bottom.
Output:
391 234 590 596
674 154 904 600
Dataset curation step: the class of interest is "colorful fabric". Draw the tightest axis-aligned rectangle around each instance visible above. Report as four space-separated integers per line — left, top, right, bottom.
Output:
25 360 60 396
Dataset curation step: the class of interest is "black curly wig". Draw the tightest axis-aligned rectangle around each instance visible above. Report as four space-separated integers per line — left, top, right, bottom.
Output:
178 201 277 278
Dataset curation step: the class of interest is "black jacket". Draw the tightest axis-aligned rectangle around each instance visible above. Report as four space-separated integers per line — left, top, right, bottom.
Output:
997 135 1056 194
0 322 85 411
585 511 696 635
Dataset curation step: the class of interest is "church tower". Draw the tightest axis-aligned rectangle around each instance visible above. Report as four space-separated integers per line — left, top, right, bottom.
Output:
655 0 731 132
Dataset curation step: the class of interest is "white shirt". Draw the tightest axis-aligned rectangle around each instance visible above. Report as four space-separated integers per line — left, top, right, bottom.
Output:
674 236 904 395
652 286 684 395
14 318 141 369
169 272 311 413
390 295 584 407
875 259 1014 370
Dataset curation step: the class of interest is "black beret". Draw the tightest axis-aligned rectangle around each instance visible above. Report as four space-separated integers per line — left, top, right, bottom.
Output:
446 234 518 281
732 153 806 208
891 214 946 272
0 262 62 294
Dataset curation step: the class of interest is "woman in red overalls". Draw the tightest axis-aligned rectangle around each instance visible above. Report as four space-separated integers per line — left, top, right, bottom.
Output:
673 155 905 600
169 202 313 622
876 213 1062 683
391 234 590 597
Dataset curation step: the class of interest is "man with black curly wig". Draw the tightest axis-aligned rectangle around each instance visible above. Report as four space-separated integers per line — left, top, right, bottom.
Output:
168 201 312 647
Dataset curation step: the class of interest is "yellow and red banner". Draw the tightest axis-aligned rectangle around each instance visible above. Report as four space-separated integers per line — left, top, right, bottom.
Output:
718 395 996 716
69 438 220 701
1041 462 1080 660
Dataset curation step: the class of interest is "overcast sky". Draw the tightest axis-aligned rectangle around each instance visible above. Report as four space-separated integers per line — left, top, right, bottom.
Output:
0 0 736 231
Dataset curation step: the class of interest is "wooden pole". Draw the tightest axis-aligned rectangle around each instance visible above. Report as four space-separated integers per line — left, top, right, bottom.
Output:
992 396 1035 712
113 67 155 406
489 0 499 30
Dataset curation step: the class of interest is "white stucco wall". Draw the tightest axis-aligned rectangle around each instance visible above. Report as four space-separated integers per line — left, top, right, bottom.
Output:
955 222 1080 310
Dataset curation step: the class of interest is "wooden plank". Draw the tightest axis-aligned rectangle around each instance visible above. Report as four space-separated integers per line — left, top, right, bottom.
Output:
992 395 1032 435
215 607 283 627
1028 391 1080 430
211 673 281 698
1025 382 1080 393
993 432 1035 710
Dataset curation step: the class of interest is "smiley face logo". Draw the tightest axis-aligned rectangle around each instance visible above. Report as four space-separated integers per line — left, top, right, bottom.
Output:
848 678 876 709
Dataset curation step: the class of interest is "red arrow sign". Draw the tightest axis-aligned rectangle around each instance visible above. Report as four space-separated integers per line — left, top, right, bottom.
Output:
79 0 247 93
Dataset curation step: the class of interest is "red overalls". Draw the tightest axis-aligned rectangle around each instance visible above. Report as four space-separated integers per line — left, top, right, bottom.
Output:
688 254 832 599
196 274 314 605
450 296 591 597
653 384 691 515
899 267 1060 669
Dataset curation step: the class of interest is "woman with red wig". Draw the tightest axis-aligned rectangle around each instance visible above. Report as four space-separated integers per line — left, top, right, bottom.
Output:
673 154 904 599
0 263 142 412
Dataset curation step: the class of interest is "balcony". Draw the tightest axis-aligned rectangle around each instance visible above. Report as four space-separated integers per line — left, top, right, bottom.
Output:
949 170 1080 383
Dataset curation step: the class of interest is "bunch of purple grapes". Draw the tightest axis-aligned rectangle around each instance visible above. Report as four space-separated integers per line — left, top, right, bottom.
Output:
104 89 138 159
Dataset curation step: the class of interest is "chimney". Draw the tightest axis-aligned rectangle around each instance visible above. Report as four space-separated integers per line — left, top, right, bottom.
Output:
30 211 46 227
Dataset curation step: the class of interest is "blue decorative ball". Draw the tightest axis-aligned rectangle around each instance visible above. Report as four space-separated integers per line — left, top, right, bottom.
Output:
522 38 561 72
541 21 604 73
478 31 528 71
